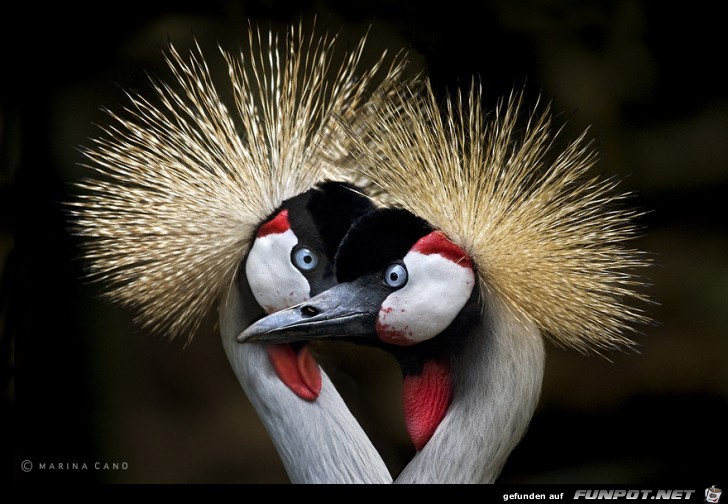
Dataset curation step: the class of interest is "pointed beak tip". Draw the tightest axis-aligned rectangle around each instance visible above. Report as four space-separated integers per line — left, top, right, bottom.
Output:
236 327 259 344
235 310 303 345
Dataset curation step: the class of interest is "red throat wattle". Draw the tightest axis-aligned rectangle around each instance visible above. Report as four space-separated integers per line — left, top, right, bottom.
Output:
402 359 453 450
266 343 322 401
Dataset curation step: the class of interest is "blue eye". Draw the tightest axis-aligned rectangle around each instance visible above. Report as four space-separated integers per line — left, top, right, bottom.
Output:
383 263 408 288
293 247 319 271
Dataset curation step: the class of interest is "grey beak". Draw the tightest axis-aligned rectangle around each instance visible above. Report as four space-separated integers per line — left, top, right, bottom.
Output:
237 281 380 344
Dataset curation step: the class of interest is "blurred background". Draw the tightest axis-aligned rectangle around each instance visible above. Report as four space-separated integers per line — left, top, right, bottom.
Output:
7 0 727 483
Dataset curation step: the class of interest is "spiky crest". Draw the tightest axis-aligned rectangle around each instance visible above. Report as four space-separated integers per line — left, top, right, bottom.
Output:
69 23 407 340
347 82 650 352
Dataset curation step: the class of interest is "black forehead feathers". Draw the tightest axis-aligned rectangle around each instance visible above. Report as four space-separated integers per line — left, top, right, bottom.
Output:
282 181 374 260
335 208 433 283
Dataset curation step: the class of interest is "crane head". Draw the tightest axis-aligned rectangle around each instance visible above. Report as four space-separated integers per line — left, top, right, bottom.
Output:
241 208 476 347
239 207 481 448
242 181 374 400
246 181 373 314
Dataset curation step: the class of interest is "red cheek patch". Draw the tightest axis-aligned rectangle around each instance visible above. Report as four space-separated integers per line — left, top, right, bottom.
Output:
402 359 453 451
376 307 413 346
257 209 291 238
412 231 473 269
375 319 412 346
266 343 322 401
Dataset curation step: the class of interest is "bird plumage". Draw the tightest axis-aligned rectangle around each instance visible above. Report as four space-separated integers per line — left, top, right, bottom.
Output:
69 23 406 483
345 82 651 352
239 78 652 483
69 18 651 483
69 24 405 340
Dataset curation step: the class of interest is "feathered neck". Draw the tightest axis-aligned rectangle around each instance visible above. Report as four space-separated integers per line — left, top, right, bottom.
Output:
219 278 392 483
396 295 544 483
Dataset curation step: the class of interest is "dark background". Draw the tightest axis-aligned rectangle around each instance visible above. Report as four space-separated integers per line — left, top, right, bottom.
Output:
6 0 727 483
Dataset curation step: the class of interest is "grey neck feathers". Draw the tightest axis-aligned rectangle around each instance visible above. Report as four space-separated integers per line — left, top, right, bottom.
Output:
219 282 392 484
396 296 545 483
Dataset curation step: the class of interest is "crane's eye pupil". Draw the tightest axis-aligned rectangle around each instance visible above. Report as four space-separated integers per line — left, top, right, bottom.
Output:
383 262 408 289
293 247 319 272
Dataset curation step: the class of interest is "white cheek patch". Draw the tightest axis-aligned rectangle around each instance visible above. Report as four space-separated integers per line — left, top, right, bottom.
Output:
376 251 475 345
245 229 310 313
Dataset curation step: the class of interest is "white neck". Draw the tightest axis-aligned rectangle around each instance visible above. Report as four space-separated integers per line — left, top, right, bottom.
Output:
219 281 392 484
396 296 545 483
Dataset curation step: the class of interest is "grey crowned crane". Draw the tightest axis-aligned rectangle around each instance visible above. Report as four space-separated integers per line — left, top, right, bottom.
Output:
70 25 409 483
240 84 651 483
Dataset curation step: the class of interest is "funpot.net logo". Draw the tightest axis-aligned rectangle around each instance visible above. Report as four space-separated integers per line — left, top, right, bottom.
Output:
573 490 696 500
